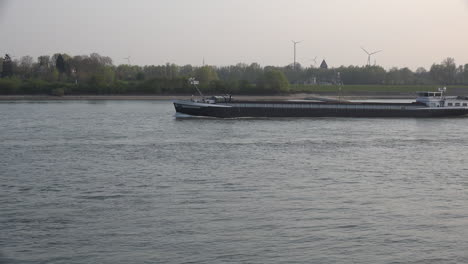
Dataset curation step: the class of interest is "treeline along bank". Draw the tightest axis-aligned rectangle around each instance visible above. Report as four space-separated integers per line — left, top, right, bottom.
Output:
1 53 468 95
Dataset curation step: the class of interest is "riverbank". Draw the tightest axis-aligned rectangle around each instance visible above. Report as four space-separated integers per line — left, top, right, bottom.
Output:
3 87 468 101
0 92 418 101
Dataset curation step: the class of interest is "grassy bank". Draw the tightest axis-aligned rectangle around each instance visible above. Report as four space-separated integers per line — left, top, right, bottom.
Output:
2 83 468 100
290 84 468 93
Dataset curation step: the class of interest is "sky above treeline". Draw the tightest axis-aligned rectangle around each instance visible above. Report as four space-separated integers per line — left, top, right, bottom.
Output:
1 0 468 70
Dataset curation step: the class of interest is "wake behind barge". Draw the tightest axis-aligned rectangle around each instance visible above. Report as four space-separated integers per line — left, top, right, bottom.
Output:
173 90 468 118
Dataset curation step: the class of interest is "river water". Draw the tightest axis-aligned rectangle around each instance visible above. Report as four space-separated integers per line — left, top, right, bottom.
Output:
1 100 468 264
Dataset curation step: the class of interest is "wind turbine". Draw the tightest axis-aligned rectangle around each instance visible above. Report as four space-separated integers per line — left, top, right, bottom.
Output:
292 40 302 70
123 56 131 65
361 47 382 66
309 56 318 67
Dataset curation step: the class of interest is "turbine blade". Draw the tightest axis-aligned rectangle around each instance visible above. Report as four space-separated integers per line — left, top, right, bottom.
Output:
360 47 370 55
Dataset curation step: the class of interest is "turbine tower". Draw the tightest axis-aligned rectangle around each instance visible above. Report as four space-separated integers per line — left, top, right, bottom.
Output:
361 47 382 66
292 40 302 70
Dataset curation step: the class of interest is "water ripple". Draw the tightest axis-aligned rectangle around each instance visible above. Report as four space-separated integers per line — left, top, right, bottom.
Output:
1 101 468 264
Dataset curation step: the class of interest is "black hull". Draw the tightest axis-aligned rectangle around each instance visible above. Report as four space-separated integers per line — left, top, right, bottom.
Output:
174 102 468 118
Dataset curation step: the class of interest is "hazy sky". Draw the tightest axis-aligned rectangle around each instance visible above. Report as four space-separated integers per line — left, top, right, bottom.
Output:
1 0 467 69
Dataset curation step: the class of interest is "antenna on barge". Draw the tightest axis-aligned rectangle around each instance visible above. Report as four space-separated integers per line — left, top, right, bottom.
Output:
189 77 204 99
438 86 447 100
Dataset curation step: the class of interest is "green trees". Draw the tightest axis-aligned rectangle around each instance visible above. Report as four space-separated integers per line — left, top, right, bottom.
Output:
430 58 458 85
116 64 139 80
134 77 191 94
1 52 468 95
17 56 34 79
258 70 290 93
195 66 218 85
462 64 468 84
56 54 66 74
0 77 21 94
1 54 13 78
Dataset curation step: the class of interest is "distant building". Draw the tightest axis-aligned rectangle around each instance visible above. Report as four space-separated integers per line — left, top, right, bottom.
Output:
320 59 328 69
296 77 316 85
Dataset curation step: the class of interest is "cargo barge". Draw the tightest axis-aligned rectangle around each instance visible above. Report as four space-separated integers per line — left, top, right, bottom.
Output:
173 81 468 118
